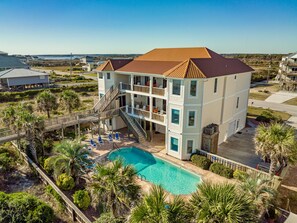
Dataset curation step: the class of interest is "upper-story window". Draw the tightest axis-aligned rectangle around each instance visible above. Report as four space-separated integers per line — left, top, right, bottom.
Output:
188 111 195 126
107 73 111 79
172 80 181 95
190 80 197 96
236 97 239 108
171 109 180 124
99 73 103 79
214 78 218 93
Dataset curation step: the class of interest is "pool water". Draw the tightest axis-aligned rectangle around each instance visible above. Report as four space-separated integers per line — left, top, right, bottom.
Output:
108 147 202 195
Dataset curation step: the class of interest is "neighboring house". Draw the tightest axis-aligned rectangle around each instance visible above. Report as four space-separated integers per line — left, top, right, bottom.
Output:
0 68 50 90
96 47 253 160
81 56 96 71
0 53 29 71
278 52 297 91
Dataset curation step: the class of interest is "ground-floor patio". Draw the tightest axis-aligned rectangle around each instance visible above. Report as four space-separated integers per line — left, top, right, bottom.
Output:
217 127 262 168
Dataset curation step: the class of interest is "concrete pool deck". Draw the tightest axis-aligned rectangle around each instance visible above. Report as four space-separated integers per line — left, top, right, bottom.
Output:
81 129 237 198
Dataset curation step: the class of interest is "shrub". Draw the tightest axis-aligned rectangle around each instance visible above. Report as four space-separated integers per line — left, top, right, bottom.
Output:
210 163 234 179
191 154 212 170
43 139 54 153
56 173 75 190
0 152 14 172
73 190 91 210
0 191 54 223
43 157 53 174
45 185 65 210
233 169 249 181
94 212 123 223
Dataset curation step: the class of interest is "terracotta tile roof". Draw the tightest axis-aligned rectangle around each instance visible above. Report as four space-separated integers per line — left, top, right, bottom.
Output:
98 47 253 78
96 59 132 71
117 60 180 75
164 59 206 78
135 47 211 61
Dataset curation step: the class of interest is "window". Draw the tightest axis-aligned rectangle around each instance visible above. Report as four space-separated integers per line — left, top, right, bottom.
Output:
99 73 103 79
107 73 111 79
236 120 240 129
234 75 237 79
187 140 193 154
171 109 180 124
99 93 104 98
188 111 195 126
190 80 197 96
170 137 178 152
236 97 239 108
214 78 218 93
109 119 112 126
172 80 181 95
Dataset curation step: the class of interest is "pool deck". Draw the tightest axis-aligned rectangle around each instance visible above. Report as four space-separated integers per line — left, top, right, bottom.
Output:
81 129 236 199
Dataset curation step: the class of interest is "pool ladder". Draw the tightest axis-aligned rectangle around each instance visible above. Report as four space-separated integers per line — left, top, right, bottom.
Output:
138 173 147 181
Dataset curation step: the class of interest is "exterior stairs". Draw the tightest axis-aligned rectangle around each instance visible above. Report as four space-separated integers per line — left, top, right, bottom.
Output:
93 85 120 113
119 108 147 143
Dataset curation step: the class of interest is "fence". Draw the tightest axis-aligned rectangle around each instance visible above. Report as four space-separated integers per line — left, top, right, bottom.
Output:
12 143 92 223
197 149 283 189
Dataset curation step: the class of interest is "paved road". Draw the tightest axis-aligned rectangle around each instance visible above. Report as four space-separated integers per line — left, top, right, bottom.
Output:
248 99 297 128
248 99 297 116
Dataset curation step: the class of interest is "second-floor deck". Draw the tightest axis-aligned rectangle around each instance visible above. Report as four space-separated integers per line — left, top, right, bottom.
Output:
120 83 167 97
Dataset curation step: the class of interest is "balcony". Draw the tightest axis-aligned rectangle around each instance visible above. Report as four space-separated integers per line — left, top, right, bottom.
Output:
152 87 165 96
125 105 166 124
133 84 150 93
120 82 166 97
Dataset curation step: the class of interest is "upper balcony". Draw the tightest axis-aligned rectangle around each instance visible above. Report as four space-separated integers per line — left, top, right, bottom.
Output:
119 75 167 98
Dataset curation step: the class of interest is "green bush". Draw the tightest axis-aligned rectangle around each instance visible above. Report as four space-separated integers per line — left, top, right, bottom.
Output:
191 154 212 170
210 163 234 179
73 190 91 210
0 191 54 223
43 139 54 153
56 173 75 190
43 157 53 174
45 185 65 210
94 212 123 223
0 152 14 172
233 169 249 181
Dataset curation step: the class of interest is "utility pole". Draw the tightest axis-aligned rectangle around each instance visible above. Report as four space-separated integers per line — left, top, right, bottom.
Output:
267 54 271 84
70 53 73 76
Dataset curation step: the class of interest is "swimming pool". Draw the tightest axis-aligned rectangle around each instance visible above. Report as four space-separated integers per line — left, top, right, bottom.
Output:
108 147 202 195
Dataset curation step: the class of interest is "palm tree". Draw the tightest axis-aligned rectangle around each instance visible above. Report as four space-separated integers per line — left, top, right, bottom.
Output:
129 185 191 223
254 122 297 175
18 107 45 162
89 159 140 218
36 90 58 118
239 174 276 214
2 104 44 162
47 140 91 183
60 90 80 114
189 182 256 223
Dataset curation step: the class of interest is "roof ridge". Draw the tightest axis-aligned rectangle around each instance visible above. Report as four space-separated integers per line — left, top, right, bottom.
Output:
109 60 114 70
188 59 206 78
163 59 189 77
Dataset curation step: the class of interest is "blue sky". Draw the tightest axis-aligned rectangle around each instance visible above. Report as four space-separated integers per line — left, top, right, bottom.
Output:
0 0 296 54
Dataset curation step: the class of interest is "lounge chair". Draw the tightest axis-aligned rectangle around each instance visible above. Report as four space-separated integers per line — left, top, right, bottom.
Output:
115 132 120 140
98 136 104 145
108 133 113 142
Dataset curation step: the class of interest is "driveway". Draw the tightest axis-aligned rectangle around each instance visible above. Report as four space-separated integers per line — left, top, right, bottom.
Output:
217 128 262 168
265 91 297 103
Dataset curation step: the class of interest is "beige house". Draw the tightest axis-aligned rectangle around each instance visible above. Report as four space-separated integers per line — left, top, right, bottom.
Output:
95 47 253 160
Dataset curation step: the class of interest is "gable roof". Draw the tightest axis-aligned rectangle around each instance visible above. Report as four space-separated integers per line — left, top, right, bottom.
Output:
0 55 28 69
101 47 253 78
0 68 48 79
96 59 133 71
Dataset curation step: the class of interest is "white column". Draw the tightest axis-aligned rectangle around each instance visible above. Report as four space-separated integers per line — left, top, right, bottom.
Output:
130 74 134 91
131 93 135 115
149 96 153 119
149 76 153 94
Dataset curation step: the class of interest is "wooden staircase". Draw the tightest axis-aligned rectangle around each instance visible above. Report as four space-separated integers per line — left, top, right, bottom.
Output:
119 108 147 143
93 85 120 113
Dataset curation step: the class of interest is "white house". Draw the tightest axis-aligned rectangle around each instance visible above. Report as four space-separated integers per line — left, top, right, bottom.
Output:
96 47 253 160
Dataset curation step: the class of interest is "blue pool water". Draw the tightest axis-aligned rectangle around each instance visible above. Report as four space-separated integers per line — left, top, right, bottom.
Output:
108 147 202 195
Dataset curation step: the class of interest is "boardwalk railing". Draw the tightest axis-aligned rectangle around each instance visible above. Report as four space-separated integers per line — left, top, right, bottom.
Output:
12 143 92 223
196 149 283 189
